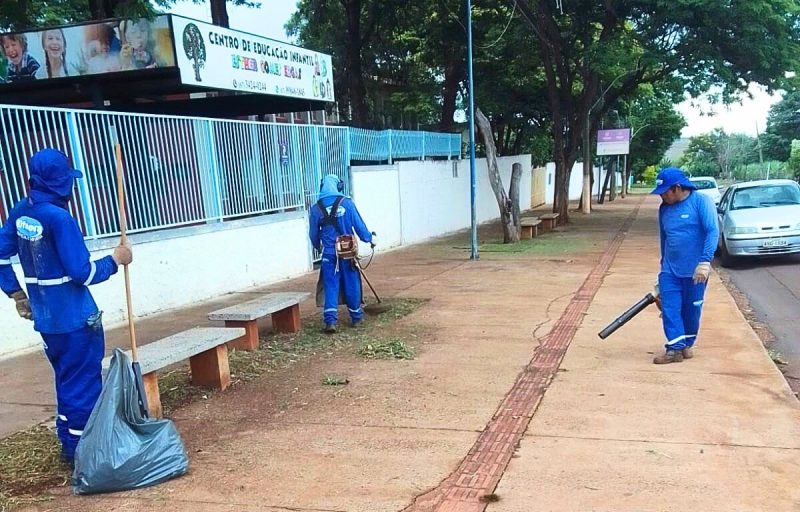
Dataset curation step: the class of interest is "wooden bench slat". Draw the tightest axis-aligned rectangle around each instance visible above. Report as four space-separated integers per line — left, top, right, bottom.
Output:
208 292 310 322
520 219 541 227
103 327 245 375
540 213 560 220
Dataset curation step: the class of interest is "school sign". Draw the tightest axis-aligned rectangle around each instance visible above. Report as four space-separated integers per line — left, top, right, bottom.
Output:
0 14 335 104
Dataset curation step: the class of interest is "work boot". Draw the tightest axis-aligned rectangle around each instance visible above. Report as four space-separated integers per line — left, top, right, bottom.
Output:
351 319 364 329
653 350 684 365
682 347 694 359
323 323 337 334
60 453 75 470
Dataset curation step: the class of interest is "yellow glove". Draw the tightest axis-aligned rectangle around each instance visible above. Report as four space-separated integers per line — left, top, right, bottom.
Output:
693 262 712 285
653 283 662 312
11 290 33 321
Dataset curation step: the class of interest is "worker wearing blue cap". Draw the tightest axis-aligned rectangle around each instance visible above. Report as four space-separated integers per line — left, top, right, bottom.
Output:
651 167 719 364
0 149 132 465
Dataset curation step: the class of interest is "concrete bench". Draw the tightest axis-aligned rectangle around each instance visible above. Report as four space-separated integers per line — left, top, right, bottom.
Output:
102 327 245 418
208 292 310 351
520 217 541 239
540 213 560 232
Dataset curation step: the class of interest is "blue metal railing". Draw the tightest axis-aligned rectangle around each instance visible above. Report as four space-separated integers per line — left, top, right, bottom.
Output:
0 104 461 240
348 129 462 162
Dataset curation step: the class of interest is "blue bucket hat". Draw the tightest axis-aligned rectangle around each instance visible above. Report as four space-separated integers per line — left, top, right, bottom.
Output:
650 167 696 195
29 149 83 198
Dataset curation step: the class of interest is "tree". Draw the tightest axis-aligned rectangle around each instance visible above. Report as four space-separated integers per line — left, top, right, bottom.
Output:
183 23 206 81
476 108 522 243
511 0 800 223
287 0 382 127
764 87 800 161
679 135 718 176
786 140 800 180
191 0 260 30
619 85 685 194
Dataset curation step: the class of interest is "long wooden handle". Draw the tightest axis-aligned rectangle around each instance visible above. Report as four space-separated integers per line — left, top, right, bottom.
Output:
114 144 138 362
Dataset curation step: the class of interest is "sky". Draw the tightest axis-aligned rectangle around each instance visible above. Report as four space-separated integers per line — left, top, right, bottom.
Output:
675 83 782 139
165 1 781 139
167 0 297 42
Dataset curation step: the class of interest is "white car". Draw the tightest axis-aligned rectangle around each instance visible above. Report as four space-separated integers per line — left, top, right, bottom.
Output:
716 179 800 266
690 176 722 204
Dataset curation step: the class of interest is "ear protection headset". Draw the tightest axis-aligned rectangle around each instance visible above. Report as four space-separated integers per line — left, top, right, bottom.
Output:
320 176 345 192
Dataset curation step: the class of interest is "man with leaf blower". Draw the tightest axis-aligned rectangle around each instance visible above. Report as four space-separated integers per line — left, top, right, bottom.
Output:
309 174 374 334
0 148 132 466
651 167 719 364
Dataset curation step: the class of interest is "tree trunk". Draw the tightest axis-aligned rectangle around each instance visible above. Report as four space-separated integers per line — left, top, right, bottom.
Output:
622 155 631 198
89 0 113 18
343 0 370 127
210 0 230 27
609 158 617 201
509 163 522 231
599 165 612 204
476 108 519 243
439 56 462 132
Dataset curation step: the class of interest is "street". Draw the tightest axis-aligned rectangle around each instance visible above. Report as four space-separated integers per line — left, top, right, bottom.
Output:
719 254 800 390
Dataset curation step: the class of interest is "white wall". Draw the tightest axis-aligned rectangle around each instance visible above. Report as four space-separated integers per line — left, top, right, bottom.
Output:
351 165 402 251
1 213 310 359
544 162 623 204
396 155 532 245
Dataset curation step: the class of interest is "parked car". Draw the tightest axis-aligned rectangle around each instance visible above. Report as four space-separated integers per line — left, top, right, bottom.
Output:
689 176 721 204
716 179 800 266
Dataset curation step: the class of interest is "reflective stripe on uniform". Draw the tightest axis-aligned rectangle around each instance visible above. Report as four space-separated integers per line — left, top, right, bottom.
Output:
68 428 83 436
58 415 67 421
83 262 96 286
666 334 694 346
0 259 11 265
24 276 72 286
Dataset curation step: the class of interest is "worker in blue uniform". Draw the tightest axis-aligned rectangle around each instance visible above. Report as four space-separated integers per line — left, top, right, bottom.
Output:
0 149 132 465
309 174 373 333
651 167 719 364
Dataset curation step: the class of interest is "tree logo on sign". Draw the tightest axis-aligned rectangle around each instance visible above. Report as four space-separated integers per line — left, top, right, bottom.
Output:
182 23 206 82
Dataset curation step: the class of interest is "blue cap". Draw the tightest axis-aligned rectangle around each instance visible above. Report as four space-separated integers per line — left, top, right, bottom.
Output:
29 149 82 197
651 167 696 195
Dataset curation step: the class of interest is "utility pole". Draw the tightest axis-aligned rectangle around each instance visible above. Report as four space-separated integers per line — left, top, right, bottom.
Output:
466 0 478 260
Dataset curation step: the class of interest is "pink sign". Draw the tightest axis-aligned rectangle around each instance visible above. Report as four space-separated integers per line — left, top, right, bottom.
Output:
597 129 631 143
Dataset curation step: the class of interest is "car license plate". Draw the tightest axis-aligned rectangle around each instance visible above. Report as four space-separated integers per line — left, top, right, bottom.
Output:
763 239 789 248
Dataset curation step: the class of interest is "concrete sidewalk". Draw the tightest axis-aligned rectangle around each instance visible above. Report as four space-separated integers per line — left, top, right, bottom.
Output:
7 195 800 512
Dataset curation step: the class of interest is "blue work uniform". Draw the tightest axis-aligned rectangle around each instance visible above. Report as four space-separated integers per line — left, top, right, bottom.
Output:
309 175 372 326
658 191 719 351
0 150 118 460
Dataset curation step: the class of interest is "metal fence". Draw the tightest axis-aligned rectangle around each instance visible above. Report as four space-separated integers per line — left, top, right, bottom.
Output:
349 128 462 162
0 104 460 241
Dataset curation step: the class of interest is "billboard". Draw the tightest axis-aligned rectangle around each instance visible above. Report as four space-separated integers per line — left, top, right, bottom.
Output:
596 128 631 156
171 16 334 102
0 16 175 84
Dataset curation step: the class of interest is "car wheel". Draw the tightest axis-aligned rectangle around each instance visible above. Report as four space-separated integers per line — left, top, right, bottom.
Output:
718 236 736 268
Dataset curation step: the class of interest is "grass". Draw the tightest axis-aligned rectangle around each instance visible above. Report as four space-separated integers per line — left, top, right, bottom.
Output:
0 426 65 511
321 375 350 386
478 234 590 255
356 338 415 360
0 298 427 509
768 349 788 366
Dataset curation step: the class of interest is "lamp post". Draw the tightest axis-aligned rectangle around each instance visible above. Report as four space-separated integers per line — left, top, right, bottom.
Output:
467 0 478 260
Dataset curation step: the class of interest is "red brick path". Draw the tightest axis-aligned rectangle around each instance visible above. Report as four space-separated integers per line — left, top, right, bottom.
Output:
405 201 644 512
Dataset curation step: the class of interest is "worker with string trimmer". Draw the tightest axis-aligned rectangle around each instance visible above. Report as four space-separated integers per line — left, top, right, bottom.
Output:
309 174 374 334
0 148 132 468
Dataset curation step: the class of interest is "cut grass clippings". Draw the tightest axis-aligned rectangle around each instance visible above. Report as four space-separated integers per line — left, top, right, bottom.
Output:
0 425 66 511
356 338 415 360
0 297 427 510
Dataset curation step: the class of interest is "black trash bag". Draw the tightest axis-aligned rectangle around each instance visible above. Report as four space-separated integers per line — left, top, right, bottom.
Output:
72 348 189 494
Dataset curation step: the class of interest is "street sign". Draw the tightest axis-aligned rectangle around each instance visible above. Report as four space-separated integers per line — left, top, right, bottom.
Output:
597 128 631 156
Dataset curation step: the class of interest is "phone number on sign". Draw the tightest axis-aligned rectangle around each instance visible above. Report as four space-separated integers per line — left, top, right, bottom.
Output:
231 79 306 97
